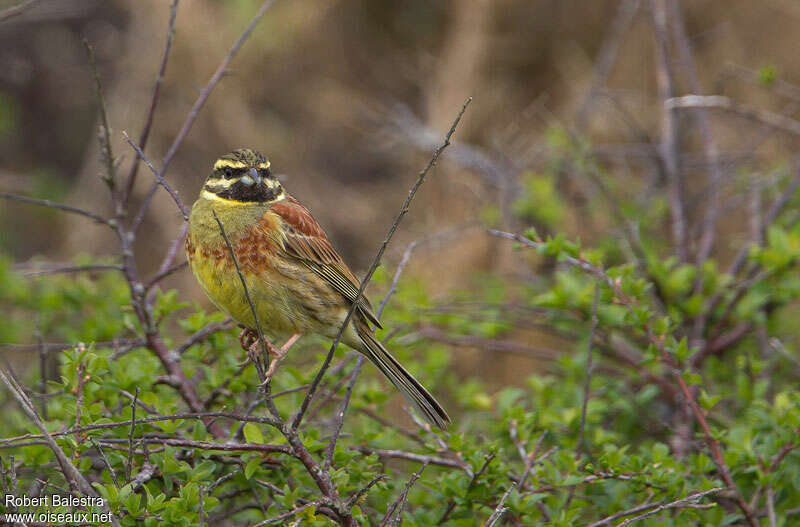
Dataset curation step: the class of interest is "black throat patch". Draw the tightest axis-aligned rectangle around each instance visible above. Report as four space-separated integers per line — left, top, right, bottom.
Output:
205 180 282 203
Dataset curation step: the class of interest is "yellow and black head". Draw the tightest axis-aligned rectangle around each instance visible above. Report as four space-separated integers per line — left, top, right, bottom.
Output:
202 148 285 204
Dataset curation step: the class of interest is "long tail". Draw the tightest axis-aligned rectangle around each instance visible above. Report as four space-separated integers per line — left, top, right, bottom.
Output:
354 321 450 429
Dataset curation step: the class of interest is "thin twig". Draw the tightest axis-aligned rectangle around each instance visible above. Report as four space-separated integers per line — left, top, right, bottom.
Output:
482 482 516 527
126 387 139 483
35 321 47 419
146 260 188 289
576 283 600 460
438 453 496 524
346 474 387 507
666 95 800 136
84 39 117 194
670 2 724 295
89 437 119 488
586 499 664 527
0 368 122 527
176 319 234 355
123 0 180 205
291 97 471 431
211 211 271 384
134 0 277 230
490 229 761 527
97 437 292 456
615 487 721 526
324 356 364 470
250 499 328 527
575 0 642 126
0 0 39 22
0 193 111 226
124 131 189 220
651 0 687 262
350 446 471 474
377 224 476 316
378 240 419 317
17 263 123 276
0 412 284 447
380 463 428 527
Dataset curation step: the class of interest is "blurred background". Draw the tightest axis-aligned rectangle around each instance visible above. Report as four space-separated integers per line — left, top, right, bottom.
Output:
1 0 799 384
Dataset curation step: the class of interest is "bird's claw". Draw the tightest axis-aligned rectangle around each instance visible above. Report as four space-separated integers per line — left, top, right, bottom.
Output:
239 328 258 351
241 333 298 386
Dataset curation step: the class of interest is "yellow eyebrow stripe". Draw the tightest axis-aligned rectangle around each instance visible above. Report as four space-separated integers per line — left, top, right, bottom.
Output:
213 159 271 170
214 160 247 170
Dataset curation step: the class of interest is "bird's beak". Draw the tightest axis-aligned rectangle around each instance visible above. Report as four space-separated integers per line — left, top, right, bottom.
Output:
249 167 262 185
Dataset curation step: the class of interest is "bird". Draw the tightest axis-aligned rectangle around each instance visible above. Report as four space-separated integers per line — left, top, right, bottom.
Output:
186 148 450 429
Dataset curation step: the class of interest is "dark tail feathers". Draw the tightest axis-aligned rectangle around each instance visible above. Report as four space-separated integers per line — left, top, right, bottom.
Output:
356 322 450 430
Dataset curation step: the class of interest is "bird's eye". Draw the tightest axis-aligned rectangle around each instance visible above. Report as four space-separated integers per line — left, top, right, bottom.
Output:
223 167 233 178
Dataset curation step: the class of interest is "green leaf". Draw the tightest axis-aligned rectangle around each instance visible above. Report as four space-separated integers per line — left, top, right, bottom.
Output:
245 457 260 480
243 423 264 444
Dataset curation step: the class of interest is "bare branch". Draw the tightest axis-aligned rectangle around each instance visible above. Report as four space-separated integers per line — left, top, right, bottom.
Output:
0 368 122 527
438 453 496 524
666 95 800 136
669 1 725 319
0 0 39 22
146 261 188 291
88 437 119 488
251 499 328 527
482 482 515 527
0 192 111 227
416 324 560 360
490 228 761 527
615 487 721 526
16 263 123 276
576 283 600 460
651 0 688 262
575 0 642 126
123 0 180 205
134 0 278 228
346 474 387 508
124 131 189 220
125 387 139 482
0 412 283 447
324 356 364 470
97 437 292 456
84 39 117 195
350 446 472 474
380 463 428 527
176 318 234 355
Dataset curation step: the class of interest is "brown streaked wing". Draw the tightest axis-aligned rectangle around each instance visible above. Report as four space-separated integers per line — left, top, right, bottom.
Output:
268 197 383 329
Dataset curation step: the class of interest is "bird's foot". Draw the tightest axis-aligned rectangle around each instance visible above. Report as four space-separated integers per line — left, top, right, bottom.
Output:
259 333 301 386
239 327 258 352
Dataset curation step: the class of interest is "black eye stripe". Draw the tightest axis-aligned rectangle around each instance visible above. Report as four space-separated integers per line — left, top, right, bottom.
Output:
218 167 247 179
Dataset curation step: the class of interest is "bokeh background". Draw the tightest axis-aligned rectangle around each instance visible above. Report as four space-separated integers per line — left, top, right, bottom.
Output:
1 0 798 385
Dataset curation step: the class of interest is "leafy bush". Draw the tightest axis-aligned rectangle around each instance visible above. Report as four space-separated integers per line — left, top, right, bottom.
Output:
2 1 800 526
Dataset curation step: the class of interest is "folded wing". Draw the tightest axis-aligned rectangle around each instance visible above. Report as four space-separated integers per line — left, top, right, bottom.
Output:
269 197 383 329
